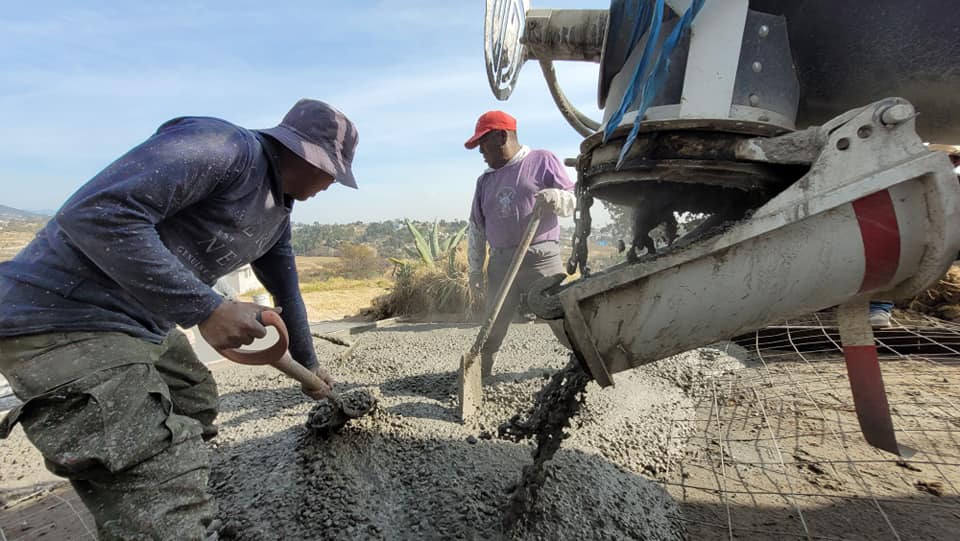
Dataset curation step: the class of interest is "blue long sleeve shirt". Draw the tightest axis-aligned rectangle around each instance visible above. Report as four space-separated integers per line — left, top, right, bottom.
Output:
0 116 319 368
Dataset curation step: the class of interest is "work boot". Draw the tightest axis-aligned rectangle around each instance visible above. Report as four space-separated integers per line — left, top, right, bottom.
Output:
869 309 892 328
481 352 498 380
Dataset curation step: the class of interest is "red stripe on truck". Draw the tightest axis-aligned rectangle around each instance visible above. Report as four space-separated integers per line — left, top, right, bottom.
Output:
853 190 900 293
842 345 899 454
852 190 901 293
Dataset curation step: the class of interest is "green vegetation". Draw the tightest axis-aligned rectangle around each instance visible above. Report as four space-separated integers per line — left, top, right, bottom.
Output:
368 221 478 318
395 220 467 271
290 219 469 259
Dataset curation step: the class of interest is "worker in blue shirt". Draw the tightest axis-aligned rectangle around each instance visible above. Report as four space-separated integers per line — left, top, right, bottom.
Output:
0 98 358 540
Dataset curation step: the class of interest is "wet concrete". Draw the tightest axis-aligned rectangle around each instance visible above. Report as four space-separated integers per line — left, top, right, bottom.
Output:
305 388 377 438
499 357 592 533
207 323 749 540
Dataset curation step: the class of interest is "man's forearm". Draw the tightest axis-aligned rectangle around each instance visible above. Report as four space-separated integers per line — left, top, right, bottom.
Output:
251 246 319 369
467 221 487 277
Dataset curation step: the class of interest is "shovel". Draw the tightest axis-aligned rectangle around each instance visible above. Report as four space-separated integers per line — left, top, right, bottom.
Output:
217 310 335 399
459 201 545 419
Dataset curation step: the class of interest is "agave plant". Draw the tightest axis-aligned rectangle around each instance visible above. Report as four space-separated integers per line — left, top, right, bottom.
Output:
402 220 468 274
376 220 476 317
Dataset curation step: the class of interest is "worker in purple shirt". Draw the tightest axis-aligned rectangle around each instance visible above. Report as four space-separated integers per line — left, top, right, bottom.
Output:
0 99 357 540
465 111 576 379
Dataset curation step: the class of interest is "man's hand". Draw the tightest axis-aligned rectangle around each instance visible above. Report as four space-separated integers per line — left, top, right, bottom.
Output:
469 271 483 289
535 188 575 217
302 365 336 400
311 365 335 388
198 300 282 351
469 271 484 296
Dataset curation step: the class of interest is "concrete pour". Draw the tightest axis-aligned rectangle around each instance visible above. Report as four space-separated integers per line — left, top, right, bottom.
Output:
208 323 749 540
305 388 378 438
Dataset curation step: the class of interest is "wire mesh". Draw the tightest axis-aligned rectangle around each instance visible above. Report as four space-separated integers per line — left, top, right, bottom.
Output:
662 310 960 540
0 486 95 541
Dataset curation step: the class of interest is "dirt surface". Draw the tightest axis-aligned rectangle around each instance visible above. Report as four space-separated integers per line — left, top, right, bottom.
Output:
206 323 743 540
299 286 389 322
0 425 63 506
659 350 960 540
901 263 960 322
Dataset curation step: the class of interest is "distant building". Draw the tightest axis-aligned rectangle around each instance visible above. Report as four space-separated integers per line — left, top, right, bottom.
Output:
187 264 266 364
216 264 263 296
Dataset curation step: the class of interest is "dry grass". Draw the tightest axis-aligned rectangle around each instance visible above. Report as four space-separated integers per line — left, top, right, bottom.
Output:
901 263 960 321
366 267 474 320
240 279 389 320
366 248 479 320
243 266 391 321
297 276 390 294
247 256 391 321
0 227 41 261
299 284 389 321
295 256 345 280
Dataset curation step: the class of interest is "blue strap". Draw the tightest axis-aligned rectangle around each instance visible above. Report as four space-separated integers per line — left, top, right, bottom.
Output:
624 0 652 61
602 0 663 143
616 0 706 168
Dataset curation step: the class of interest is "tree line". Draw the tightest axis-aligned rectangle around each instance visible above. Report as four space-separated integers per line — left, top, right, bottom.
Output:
289 208 706 261
290 219 470 259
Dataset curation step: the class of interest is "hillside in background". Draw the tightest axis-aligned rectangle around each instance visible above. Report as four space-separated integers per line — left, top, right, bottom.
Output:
0 205 48 221
0 205 50 261
0 206 47 261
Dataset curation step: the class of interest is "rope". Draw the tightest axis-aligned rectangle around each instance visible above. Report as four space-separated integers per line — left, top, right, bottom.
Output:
601 0 708 168
602 0 661 143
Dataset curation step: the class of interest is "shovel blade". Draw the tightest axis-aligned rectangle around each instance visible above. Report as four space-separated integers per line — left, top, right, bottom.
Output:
458 350 482 420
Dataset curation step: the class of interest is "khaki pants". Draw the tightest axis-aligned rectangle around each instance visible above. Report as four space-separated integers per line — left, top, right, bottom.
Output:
0 330 218 540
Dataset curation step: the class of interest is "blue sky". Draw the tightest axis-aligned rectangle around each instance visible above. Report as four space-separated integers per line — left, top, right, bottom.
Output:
0 0 611 224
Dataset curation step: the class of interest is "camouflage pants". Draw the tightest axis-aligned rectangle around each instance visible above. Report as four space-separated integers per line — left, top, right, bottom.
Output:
0 329 219 540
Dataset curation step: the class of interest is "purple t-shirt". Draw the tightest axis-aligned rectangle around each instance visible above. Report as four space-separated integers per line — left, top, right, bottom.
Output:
470 149 574 248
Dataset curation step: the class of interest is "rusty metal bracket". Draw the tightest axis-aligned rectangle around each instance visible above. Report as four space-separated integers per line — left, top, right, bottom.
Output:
836 300 915 457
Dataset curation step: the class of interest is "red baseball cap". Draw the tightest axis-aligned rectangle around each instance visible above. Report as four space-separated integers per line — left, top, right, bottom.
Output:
464 110 517 149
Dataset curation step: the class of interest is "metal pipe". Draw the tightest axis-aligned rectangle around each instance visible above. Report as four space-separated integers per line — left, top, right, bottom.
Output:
538 60 600 137
523 9 608 62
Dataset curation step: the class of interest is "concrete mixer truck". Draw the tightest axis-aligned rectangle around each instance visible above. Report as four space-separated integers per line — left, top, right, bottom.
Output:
481 0 960 455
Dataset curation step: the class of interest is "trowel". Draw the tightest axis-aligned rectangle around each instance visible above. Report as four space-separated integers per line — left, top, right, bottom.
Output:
217 310 376 436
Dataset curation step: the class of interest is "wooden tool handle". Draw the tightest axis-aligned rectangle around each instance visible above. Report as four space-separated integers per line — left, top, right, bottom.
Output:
272 353 334 396
218 309 290 366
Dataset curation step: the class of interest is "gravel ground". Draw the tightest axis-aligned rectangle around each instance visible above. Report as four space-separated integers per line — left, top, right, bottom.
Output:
208 322 749 540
